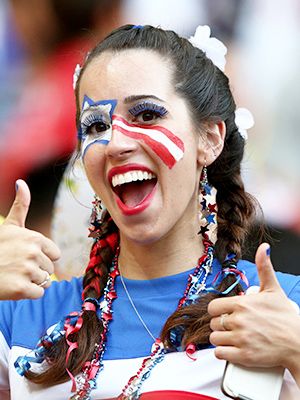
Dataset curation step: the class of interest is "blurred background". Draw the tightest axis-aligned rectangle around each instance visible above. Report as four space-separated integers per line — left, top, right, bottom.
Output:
0 0 299 279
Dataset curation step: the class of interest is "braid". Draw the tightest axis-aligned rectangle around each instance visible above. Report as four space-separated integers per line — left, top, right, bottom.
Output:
214 173 256 260
162 121 258 351
25 211 119 385
82 211 119 300
209 125 257 263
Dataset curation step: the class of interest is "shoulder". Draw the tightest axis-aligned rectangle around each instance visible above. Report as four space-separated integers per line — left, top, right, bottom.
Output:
237 259 300 303
0 277 83 349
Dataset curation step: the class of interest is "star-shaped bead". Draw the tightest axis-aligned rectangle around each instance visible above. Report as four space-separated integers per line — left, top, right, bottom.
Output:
107 290 117 300
200 199 207 210
99 300 109 313
205 214 215 224
208 203 217 213
203 264 212 273
203 184 212 195
189 274 199 286
198 224 209 236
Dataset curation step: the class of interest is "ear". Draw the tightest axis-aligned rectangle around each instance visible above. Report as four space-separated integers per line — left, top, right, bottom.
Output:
197 121 226 166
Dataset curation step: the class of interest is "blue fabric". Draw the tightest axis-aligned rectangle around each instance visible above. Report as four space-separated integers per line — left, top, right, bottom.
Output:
0 259 299 360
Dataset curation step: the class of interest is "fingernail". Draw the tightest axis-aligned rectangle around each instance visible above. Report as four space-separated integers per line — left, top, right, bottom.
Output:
15 182 19 192
266 246 271 257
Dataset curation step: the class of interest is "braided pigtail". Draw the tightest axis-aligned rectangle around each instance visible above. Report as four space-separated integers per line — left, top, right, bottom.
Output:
162 115 258 351
209 119 257 263
24 211 119 385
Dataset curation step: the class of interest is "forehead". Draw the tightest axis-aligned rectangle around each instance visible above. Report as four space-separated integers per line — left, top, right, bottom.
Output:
79 49 175 105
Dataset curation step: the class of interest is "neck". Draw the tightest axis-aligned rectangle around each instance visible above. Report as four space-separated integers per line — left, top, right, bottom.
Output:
118 217 204 280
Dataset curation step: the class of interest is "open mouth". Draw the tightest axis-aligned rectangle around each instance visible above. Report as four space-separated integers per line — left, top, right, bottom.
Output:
111 170 157 214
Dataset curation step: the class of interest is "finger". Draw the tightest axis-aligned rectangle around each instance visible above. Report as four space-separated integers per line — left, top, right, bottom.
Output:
22 243 56 275
210 315 231 332
4 180 31 227
255 243 282 292
23 283 47 300
36 252 55 275
41 236 61 262
214 346 242 363
6 280 46 301
30 267 52 288
210 331 235 347
208 296 239 317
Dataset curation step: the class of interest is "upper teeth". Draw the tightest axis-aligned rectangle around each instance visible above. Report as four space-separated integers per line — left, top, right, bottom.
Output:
112 170 156 187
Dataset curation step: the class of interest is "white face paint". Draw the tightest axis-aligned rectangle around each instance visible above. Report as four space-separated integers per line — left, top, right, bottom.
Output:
79 96 117 159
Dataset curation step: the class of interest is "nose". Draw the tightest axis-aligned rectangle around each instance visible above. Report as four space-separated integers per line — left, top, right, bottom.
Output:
105 123 139 160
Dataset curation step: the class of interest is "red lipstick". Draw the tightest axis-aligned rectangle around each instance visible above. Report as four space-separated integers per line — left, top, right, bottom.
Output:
108 163 157 216
107 163 155 184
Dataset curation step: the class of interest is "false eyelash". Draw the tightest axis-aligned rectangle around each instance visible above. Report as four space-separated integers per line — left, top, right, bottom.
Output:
129 101 168 117
80 113 109 136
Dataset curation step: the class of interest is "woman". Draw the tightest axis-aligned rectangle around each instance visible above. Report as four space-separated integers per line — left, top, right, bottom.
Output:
0 24 299 400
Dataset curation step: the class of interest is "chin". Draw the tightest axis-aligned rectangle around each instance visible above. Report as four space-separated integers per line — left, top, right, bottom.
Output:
120 218 176 248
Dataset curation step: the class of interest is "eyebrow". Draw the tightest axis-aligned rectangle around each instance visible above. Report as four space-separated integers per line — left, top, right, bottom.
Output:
123 95 165 104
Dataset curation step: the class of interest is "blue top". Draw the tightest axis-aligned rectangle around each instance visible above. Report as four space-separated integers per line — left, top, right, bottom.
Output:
0 259 300 360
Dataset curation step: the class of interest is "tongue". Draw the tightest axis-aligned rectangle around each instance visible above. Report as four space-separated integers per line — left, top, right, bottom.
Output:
121 180 155 208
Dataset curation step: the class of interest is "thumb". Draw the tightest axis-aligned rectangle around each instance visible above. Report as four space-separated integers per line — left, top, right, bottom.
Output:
255 242 282 292
4 180 31 227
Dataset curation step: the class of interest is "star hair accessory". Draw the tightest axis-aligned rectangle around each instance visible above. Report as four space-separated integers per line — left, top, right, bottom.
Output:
73 63 82 90
235 107 255 140
198 165 218 245
188 25 227 71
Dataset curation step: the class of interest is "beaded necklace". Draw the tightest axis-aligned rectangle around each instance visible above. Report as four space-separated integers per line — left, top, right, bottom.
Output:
70 237 214 400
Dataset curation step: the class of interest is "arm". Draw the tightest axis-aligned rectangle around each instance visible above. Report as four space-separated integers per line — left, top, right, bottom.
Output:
208 243 300 387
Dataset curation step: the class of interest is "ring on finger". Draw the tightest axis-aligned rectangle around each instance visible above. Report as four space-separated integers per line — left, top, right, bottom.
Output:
38 271 51 288
220 313 229 331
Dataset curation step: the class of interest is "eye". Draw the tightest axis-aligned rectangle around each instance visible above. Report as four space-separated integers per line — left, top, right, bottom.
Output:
139 110 160 122
80 111 111 137
129 101 168 124
87 121 110 134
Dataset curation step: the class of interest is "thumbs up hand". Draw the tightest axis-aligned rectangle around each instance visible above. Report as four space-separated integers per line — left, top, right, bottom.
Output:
0 180 61 300
208 243 300 385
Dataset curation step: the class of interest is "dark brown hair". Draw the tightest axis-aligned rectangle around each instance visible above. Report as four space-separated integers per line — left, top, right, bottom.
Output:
26 24 258 385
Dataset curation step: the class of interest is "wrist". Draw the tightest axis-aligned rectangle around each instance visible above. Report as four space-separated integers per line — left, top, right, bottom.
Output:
283 315 300 387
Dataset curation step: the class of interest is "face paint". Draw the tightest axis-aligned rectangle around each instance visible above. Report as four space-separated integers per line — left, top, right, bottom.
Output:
79 95 117 158
112 115 185 169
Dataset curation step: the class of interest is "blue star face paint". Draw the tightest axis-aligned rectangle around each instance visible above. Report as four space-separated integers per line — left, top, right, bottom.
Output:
79 95 117 158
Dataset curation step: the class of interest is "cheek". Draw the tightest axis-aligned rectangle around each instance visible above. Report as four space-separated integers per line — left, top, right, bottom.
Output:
112 116 185 169
81 134 111 161
82 147 106 184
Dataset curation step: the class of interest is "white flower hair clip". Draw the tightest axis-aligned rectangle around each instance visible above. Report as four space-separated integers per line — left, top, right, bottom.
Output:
73 63 82 90
234 107 254 140
188 25 227 71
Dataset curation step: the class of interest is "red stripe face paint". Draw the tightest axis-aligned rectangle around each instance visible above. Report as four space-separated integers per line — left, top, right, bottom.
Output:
112 116 184 169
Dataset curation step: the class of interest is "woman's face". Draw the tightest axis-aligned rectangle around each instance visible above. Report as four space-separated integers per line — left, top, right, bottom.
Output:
78 49 205 245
